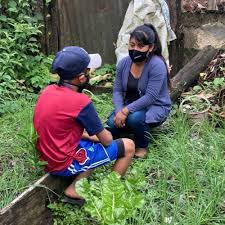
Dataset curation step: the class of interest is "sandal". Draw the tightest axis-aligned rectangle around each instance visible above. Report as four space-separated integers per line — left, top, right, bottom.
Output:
133 155 146 160
61 195 86 206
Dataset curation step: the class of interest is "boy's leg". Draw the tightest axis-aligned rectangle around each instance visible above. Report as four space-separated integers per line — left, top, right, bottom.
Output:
64 169 93 199
64 138 135 199
113 138 135 176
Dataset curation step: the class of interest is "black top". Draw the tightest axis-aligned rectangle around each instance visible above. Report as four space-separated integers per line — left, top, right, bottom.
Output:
125 72 140 103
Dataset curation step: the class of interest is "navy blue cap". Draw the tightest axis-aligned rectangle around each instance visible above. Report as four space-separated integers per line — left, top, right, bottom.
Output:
52 46 102 80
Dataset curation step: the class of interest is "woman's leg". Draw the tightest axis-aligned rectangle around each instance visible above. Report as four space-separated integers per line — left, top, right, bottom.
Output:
126 110 150 157
106 111 126 138
126 110 150 147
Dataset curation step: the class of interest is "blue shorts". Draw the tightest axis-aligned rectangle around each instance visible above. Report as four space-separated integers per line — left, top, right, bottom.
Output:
52 139 124 177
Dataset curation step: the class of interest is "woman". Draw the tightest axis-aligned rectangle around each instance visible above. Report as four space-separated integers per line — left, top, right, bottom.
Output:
106 24 171 158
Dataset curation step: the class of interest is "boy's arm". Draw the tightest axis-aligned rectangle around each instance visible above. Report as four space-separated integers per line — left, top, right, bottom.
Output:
77 102 113 146
95 128 113 146
82 129 113 146
82 130 99 142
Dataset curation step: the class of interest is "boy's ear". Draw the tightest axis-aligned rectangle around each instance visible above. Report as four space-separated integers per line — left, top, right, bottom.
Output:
78 74 86 83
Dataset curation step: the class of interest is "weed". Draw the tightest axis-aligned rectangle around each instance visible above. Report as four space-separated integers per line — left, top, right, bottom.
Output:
193 76 225 94
48 202 97 225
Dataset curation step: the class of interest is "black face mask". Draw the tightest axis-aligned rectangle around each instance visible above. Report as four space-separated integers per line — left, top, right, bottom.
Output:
61 74 90 93
129 49 149 63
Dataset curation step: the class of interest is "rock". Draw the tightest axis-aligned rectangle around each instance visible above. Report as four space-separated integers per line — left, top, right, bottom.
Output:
184 23 225 50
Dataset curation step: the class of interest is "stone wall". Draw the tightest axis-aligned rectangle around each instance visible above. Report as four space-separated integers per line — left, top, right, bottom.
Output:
181 12 225 66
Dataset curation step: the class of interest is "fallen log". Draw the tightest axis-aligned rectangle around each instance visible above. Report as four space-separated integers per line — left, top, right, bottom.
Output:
170 45 219 101
0 174 72 225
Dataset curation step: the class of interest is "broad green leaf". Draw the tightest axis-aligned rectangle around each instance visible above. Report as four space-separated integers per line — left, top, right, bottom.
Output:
213 77 224 87
77 171 145 225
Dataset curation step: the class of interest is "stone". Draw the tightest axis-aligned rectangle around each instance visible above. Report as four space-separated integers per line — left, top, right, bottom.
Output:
184 22 225 49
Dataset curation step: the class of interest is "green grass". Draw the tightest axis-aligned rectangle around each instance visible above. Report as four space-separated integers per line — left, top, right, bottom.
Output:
92 93 114 122
0 93 113 209
0 94 43 209
1 93 224 225
128 114 225 225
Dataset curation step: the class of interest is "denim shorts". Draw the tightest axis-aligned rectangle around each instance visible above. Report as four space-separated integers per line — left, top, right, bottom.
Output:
51 139 124 176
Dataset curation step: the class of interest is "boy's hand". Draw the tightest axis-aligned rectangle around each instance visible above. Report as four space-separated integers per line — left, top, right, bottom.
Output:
82 131 99 142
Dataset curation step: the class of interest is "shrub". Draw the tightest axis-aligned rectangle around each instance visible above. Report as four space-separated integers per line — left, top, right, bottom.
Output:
0 0 52 96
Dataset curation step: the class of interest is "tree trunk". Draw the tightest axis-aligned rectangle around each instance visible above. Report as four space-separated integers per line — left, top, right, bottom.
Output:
166 0 181 31
167 0 183 76
170 45 219 101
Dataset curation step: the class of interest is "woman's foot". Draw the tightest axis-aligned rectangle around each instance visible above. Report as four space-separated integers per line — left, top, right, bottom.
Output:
134 148 147 158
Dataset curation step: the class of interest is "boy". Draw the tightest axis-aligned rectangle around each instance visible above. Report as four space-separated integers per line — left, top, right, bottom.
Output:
33 46 135 205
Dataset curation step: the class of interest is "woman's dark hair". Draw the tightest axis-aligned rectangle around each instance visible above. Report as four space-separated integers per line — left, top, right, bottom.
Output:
130 23 171 88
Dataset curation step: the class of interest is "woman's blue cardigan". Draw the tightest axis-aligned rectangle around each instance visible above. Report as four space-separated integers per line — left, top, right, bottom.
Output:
113 55 171 123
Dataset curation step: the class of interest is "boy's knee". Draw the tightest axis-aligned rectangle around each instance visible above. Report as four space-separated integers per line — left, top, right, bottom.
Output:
122 138 135 156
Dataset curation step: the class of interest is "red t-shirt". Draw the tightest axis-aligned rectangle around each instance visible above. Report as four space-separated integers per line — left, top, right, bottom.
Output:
33 85 103 172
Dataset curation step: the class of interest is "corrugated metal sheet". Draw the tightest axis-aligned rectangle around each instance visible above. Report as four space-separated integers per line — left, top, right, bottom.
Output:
57 0 130 63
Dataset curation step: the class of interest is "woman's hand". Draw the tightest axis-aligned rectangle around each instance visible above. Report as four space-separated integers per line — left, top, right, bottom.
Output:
114 107 129 128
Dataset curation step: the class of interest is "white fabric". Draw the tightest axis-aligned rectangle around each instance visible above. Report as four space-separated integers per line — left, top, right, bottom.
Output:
88 54 102 69
115 0 177 64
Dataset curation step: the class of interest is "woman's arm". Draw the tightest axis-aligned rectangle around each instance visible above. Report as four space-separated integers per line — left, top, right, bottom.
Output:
113 59 126 114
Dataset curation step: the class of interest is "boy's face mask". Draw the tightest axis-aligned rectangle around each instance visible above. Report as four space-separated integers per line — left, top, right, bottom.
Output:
61 71 90 93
